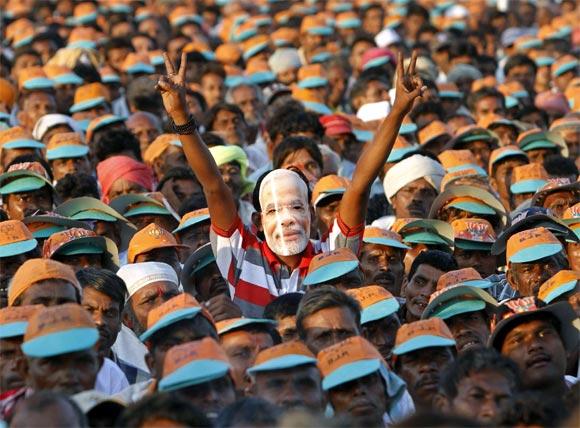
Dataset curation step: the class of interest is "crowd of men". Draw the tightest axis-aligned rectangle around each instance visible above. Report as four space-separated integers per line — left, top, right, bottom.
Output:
0 0 579 427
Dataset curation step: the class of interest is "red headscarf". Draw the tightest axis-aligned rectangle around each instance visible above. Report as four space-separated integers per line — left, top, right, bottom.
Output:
97 155 154 203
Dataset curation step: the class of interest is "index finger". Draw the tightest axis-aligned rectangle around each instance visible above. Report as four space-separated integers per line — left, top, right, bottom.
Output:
178 51 187 81
163 52 176 75
396 51 404 79
407 50 417 76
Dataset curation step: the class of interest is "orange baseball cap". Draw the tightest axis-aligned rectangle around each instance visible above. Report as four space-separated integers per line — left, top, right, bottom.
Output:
311 174 349 207
297 64 328 89
242 34 270 61
85 114 125 143
478 114 519 131
248 341 317 374
140 293 213 342
451 218 496 251
271 28 299 47
498 81 528 100
363 227 409 250
317 336 384 390
538 270 580 304
303 247 360 286
510 163 549 194
22 303 98 358
143 134 183 166
418 121 451 147
121 53 154 75
8 258 81 306
67 26 99 49
46 132 88 161
0 305 43 339
173 208 210 234
347 285 400 324
215 43 243 66
70 83 109 114
506 226 563 264
436 268 491 291
18 67 54 91
392 318 455 355
0 126 44 151
438 149 485 174
43 65 83 86
0 78 17 110
488 145 528 174
440 168 488 191
552 54 578 78
216 317 276 336
0 220 37 258
292 87 332 115
158 337 232 392
127 223 186 263
301 16 332 36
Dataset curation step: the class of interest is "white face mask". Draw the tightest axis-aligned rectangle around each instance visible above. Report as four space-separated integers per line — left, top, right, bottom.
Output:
259 170 311 257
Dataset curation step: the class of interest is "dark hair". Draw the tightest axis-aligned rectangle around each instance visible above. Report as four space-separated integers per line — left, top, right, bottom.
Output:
272 136 323 171
263 293 303 320
296 285 361 340
467 88 506 112
543 154 578 180
408 250 458 282
156 167 199 192
7 154 54 181
186 88 208 113
350 75 391 112
55 173 100 201
406 2 429 21
392 411 481 428
104 37 134 59
12 46 41 64
504 54 537 77
195 62 226 83
439 348 520 399
115 392 211 427
201 131 226 147
410 100 445 123
359 68 394 87
178 192 208 217
499 391 567 427
203 103 245 131
448 41 478 61
131 32 158 50
514 106 549 128
11 391 87 427
126 76 163 115
349 32 376 50
215 398 282 428
93 129 142 162
76 267 127 313
266 109 324 142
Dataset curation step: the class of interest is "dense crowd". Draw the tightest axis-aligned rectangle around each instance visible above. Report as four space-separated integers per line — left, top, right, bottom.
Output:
0 0 579 427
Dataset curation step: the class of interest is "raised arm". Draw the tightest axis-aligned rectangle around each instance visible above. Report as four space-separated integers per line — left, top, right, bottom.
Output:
339 51 425 229
157 52 237 231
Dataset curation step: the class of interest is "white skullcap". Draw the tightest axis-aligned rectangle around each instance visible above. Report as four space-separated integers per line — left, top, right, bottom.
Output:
32 114 80 140
383 155 445 202
357 101 391 123
268 48 302 75
375 28 401 48
117 262 179 300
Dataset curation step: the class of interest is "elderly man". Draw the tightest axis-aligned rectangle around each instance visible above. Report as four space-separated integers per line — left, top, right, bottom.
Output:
157 50 426 316
126 111 162 155
384 154 446 219
225 83 265 128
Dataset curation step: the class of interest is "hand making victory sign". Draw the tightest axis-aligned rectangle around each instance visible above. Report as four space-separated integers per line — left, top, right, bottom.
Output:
392 50 426 116
157 52 189 125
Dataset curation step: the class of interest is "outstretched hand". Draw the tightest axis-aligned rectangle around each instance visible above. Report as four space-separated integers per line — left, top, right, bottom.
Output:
156 52 188 124
392 50 426 116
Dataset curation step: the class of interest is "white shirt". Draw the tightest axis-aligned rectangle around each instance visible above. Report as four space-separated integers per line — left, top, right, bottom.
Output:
111 324 150 375
95 357 129 395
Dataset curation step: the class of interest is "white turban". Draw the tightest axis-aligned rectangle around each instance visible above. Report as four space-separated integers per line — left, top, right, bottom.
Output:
384 154 445 202
268 48 302 75
117 262 179 301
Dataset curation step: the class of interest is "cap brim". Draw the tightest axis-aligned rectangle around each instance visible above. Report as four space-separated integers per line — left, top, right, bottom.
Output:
70 97 106 113
322 359 381 391
56 197 131 224
429 185 506 224
404 231 449 246
454 239 493 251
303 260 359 286
218 318 276 335
0 177 51 195
140 307 202 342
248 354 317 374
510 179 547 194
361 299 400 324
3 139 45 150
387 147 419 163
447 200 496 215
124 205 171 217
313 189 346 207
173 214 211 233
158 360 230 391
70 211 118 222
0 321 28 339
47 145 89 160
22 327 99 358
297 77 329 89
392 335 456 355
540 279 577 304
363 237 410 250
521 141 557 151
31 225 65 239
509 242 563 264
0 238 37 258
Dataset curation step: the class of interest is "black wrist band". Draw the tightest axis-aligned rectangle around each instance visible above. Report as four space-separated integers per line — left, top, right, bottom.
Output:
172 115 198 135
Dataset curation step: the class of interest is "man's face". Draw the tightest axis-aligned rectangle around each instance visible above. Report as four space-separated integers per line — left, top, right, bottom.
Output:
453 248 497 278
445 311 490 354
127 115 160 155
506 65 535 93
212 109 246 146
0 253 31 307
11 54 41 81
0 338 25 393
391 178 438 218
260 176 310 257
277 315 298 343
191 262 229 302
16 279 78 307
54 83 77 114
19 92 54 128
253 365 325 411
279 149 322 185
350 40 374 73
26 349 99 395
174 375 236 421
231 86 264 126
315 198 341 237
4 188 53 220
463 141 493 170
301 33 326 55
492 158 528 207
362 7 384 35
148 317 217 379
161 146 188 172
130 214 177 233
558 128 580 159
201 73 225 108
474 96 504 121
93 221 121 248
567 242 580 272
219 161 244 201
135 248 181 277
301 306 360 355
492 125 518 147
508 254 567 296
500 318 567 390
360 243 405 296
449 369 514 425
403 264 446 321
107 47 132 72
160 178 201 213
327 66 347 108
177 222 210 258
81 287 122 359
328 372 388 422
363 80 390 105
220 329 274 391
526 147 557 164
104 178 148 203
396 347 454 408
55 253 103 273
542 191 578 219
125 281 180 336
50 156 91 181
361 315 400 360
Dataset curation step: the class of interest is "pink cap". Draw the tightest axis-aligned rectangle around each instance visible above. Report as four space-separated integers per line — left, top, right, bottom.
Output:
319 114 353 136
